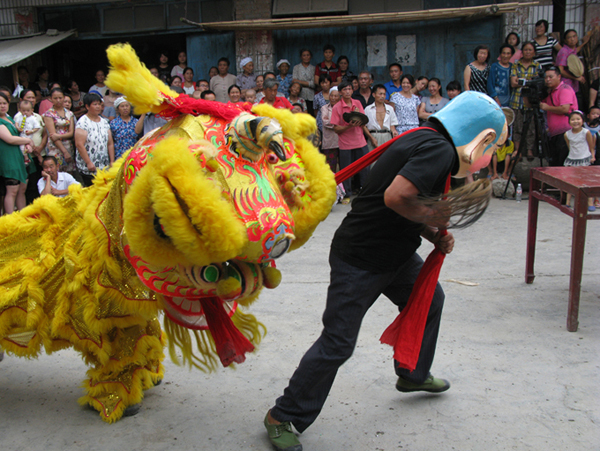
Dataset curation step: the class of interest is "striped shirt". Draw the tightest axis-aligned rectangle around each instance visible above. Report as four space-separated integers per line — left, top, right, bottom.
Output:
509 59 542 110
468 63 489 94
533 36 559 70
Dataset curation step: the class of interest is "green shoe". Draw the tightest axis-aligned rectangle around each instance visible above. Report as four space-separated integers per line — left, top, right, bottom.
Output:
264 411 302 451
396 374 450 393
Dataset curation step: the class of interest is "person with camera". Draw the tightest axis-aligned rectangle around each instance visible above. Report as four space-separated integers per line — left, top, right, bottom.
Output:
509 41 543 160
540 66 578 166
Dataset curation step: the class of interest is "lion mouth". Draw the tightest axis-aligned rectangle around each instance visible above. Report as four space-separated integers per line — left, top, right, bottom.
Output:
163 295 237 331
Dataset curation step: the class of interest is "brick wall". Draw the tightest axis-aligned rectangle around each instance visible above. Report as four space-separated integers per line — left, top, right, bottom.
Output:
234 0 274 74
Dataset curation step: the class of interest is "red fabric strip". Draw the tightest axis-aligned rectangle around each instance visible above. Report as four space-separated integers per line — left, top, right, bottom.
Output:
200 297 255 367
334 127 436 185
380 174 452 372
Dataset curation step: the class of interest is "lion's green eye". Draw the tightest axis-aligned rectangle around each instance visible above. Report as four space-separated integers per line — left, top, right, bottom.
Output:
202 265 220 283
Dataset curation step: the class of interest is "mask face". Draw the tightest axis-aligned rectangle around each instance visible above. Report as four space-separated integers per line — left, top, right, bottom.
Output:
431 91 508 178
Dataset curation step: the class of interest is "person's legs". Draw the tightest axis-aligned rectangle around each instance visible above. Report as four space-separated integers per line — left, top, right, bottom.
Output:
16 181 28 210
380 253 445 384
548 134 569 167
524 110 537 158
321 147 338 173
353 145 369 190
512 109 523 156
338 149 352 195
499 159 508 179
490 153 498 179
3 182 19 215
270 252 394 433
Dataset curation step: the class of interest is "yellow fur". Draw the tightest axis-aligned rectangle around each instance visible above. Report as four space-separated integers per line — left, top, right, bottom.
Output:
1 44 337 425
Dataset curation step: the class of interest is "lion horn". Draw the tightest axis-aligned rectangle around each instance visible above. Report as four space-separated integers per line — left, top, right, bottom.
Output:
105 43 179 115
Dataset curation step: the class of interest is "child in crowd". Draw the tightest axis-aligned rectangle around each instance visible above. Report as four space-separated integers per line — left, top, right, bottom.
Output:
200 90 216 101
14 100 42 164
446 80 462 100
489 137 514 180
291 103 304 114
564 110 596 210
245 89 257 104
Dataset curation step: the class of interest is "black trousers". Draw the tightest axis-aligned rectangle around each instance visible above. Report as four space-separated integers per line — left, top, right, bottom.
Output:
548 133 570 167
271 251 445 432
339 145 369 194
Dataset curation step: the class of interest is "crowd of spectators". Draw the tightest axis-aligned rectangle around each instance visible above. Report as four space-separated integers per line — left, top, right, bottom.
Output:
0 22 595 214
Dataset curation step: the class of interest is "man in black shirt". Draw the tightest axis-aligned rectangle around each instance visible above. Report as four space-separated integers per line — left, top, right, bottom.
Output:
264 92 508 451
352 70 375 109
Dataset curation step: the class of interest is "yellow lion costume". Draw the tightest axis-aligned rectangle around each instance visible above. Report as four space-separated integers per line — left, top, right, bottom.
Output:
0 44 336 423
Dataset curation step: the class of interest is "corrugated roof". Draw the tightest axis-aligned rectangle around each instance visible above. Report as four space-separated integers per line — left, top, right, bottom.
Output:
0 29 76 67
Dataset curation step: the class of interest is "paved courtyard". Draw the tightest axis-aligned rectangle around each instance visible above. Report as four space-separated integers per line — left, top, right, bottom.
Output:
1 196 598 451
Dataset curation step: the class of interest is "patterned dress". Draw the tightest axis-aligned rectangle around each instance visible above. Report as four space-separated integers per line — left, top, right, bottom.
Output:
110 116 139 159
313 92 329 131
43 107 76 172
277 74 293 97
468 63 490 94
390 93 420 134
76 115 111 176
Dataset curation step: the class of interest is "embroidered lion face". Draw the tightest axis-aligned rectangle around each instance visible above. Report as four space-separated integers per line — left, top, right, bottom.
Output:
117 107 335 330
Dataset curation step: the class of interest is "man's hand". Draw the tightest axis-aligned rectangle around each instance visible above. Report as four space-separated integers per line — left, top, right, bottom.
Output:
349 119 362 127
539 102 548 112
436 232 454 254
41 170 50 180
50 187 60 196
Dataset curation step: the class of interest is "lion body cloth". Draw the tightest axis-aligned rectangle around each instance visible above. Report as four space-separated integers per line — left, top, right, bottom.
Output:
0 44 336 423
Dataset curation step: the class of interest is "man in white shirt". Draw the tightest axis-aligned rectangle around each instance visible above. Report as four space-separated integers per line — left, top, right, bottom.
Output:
365 84 399 151
37 156 80 197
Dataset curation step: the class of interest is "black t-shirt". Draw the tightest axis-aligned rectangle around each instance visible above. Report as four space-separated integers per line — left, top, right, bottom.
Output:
352 89 375 109
158 67 171 84
331 121 459 273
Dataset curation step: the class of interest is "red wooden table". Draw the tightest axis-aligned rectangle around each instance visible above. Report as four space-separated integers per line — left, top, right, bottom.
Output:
526 166 600 331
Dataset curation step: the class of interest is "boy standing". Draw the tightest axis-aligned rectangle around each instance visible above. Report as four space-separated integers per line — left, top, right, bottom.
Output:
314 44 341 88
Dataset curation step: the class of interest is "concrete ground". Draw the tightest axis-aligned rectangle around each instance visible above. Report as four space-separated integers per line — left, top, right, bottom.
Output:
1 195 599 451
